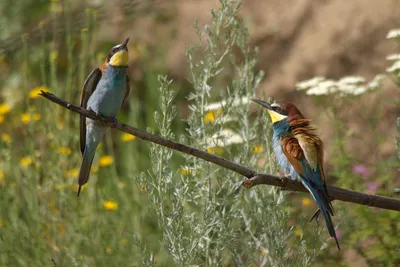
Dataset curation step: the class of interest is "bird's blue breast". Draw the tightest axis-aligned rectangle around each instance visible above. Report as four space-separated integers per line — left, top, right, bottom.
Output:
87 66 127 118
271 119 298 180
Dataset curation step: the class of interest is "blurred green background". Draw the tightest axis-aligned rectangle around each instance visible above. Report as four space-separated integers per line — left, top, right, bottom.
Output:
0 0 399 266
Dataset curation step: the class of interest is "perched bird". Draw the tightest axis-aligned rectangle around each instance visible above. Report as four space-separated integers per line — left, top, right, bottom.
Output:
251 99 340 250
78 37 130 196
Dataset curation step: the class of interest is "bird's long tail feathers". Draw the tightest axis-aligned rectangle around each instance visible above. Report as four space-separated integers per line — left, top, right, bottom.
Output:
303 181 341 250
77 146 96 197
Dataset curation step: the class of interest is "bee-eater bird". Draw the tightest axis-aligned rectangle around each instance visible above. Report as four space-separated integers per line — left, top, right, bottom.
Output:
251 99 340 250
78 37 130 196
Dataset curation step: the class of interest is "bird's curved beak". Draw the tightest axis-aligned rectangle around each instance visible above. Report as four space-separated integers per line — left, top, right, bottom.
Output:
251 99 272 110
121 37 130 50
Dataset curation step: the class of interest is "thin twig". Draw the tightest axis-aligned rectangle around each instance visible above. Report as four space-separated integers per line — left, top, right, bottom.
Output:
40 91 400 212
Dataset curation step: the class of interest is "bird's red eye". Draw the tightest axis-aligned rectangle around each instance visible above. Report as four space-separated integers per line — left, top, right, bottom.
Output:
275 107 281 112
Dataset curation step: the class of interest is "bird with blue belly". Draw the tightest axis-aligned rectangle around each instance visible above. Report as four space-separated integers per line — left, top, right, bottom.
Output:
251 99 340 250
78 38 131 196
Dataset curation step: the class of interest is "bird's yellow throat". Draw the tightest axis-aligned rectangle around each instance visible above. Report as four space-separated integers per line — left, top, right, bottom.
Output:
267 110 287 123
109 50 129 66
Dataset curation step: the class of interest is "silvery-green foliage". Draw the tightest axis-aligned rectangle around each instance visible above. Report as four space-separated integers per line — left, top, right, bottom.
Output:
138 0 323 265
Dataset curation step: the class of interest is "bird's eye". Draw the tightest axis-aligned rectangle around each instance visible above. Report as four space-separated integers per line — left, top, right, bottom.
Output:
275 107 281 112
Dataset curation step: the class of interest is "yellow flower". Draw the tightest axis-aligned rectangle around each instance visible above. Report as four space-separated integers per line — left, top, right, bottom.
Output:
204 109 222 124
99 155 113 167
81 28 89 32
50 51 58 61
92 166 99 173
301 197 312 207
21 113 31 124
0 103 11 115
1 133 12 144
20 156 33 167
55 183 68 190
65 168 79 178
29 86 50 99
118 182 125 189
120 238 128 246
139 184 146 192
103 201 118 210
57 147 72 156
252 145 264 154
32 113 41 121
207 147 224 155
0 116 4 124
295 228 303 237
121 132 136 142
0 171 4 185
105 246 112 254
179 168 191 176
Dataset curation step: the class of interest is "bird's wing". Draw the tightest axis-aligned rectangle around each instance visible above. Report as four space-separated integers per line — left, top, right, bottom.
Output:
122 75 130 106
281 136 305 175
297 133 326 181
80 68 102 155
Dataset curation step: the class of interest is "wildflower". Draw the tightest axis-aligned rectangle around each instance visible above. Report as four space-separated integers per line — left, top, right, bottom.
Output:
81 28 88 32
204 109 222 124
0 171 4 185
205 129 243 147
386 60 400 73
55 183 68 190
121 132 136 142
65 168 79 178
252 145 263 154
32 113 41 121
29 86 50 99
306 80 337 96
294 228 303 237
301 197 312 207
205 96 249 111
260 247 269 256
118 182 125 189
57 147 72 156
352 164 370 179
50 51 58 61
1 133 12 144
21 113 31 124
0 116 4 124
105 246 112 254
103 201 118 210
207 147 224 155
99 155 113 167
0 103 11 115
180 167 191 176
120 239 128 246
367 181 379 194
20 156 33 167
296 76 326 91
338 76 365 85
386 29 400 40
92 166 99 173
386 54 400 61
139 184 146 192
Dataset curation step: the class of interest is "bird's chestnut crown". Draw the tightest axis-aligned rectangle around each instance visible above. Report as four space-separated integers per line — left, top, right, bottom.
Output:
107 37 130 67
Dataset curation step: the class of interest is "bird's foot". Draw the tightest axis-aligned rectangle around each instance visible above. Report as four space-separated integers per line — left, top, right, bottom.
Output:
87 108 118 127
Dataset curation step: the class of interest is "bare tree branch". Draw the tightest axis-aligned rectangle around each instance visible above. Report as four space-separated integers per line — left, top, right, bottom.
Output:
40 91 400 212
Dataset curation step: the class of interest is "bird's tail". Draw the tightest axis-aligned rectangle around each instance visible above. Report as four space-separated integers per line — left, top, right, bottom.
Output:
77 145 96 197
302 181 341 250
